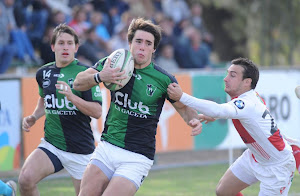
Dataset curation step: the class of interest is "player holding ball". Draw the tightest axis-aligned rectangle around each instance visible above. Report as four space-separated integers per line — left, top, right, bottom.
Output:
73 18 203 196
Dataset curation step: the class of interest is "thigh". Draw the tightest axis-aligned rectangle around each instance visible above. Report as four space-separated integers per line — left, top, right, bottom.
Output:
103 176 136 196
79 163 110 196
217 168 250 195
71 177 81 196
19 148 55 183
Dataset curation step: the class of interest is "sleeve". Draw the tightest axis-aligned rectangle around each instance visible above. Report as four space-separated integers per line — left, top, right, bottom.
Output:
81 85 102 105
179 93 250 119
92 57 107 72
35 68 44 97
166 74 178 103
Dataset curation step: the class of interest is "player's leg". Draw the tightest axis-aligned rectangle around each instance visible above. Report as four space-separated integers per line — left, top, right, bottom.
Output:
59 150 93 196
216 150 257 196
103 143 153 196
79 162 111 196
71 178 81 196
18 148 57 195
216 168 249 196
103 176 136 196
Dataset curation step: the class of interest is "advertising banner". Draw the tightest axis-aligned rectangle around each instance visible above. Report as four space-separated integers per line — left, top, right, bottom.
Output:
0 80 21 170
191 74 229 150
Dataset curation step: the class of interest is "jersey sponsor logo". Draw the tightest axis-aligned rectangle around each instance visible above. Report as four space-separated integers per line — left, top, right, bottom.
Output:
68 78 74 88
42 79 51 88
44 94 78 111
114 92 150 115
53 73 64 78
42 70 52 88
146 84 156 97
234 100 245 109
133 73 142 80
94 86 102 97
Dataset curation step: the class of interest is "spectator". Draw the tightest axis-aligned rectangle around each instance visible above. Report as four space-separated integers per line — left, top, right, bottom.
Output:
0 0 16 74
39 25 55 64
156 43 180 73
77 26 108 65
176 26 211 69
2 0 41 65
68 5 90 39
161 0 190 24
25 0 50 48
89 11 110 42
190 3 213 50
48 10 67 27
108 24 129 51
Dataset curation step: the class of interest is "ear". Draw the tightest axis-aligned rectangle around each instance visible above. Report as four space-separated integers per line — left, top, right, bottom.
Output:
245 78 252 87
74 44 79 53
51 44 55 52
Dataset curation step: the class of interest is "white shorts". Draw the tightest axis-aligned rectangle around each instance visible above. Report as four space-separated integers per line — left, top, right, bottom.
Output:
230 149 295 196
90 140 154 190
38 138 92 180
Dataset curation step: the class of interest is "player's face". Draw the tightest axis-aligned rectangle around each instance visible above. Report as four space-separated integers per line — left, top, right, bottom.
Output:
51 33 78 67
129 30 156 69
224 64 251 98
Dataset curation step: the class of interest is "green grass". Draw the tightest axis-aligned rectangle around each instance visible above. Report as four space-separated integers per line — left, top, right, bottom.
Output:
17 163 300 195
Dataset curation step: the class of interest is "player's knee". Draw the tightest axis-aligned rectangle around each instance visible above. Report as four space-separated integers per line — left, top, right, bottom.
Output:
215 183 226 196
18 169 36 190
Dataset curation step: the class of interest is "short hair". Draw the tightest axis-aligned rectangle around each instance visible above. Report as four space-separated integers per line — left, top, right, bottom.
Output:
231 57 259 89
51 23 79 45
127 18 162 50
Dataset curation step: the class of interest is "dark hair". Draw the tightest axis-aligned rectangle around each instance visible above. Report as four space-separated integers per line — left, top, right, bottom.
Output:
127 18 162 50
231 57 259 89
51 23 79 45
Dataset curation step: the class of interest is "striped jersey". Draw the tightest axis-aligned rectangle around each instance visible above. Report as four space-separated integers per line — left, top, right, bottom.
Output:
94 59 177 160
36 59 102 154
180 90 292 164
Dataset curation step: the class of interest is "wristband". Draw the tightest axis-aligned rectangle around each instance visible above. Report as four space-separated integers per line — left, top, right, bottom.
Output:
94 73 102 83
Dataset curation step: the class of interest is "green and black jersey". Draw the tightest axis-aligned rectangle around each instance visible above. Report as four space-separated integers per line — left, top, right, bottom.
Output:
36 59 102 154
94 59 177 160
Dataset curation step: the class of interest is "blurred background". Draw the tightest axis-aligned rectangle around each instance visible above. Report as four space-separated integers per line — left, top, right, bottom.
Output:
1 0 300 180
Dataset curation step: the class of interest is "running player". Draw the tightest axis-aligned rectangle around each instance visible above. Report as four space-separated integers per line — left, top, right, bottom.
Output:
19 24 103 195
73 18 203 196
167 57 296 196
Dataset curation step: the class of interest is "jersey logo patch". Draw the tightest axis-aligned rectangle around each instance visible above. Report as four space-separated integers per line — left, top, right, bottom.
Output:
234 100 245 109
146 84 157 96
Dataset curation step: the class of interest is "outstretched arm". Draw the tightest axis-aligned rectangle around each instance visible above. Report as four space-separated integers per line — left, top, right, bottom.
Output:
168 83 237 119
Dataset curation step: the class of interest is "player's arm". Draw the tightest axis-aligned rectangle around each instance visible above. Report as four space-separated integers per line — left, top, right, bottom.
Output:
172 101 202 136
56 81 102 119
22 97 45 132
73 58 126 91
168 83 237 119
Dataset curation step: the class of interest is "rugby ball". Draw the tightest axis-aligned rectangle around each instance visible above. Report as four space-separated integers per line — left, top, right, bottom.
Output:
295 86 300 99
104 49 134 91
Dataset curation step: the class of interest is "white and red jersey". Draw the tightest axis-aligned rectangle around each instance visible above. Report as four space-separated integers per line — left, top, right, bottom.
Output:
180 89 292 164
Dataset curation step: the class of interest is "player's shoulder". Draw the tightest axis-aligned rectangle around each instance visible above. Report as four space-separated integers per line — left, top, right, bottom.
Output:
74 60 90 69
36 62 55 75
231 91 256 111
92 57 107 71
152 63 177 83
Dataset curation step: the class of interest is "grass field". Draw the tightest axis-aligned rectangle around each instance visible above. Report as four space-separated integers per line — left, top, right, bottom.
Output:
15 163 300 196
